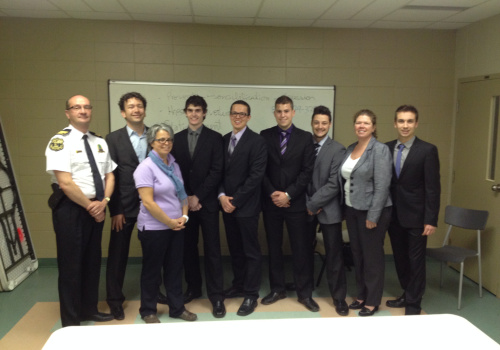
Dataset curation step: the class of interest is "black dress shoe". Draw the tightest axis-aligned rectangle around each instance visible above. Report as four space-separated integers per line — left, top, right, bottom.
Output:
81 312 114 322
237 298 258 316
157 292 168 305
386 295 406 308
111 307 125 320
224 286 245 298
348 300 366 310
298 297 320 312
183 290 202 304
333 299 349 316
261 291 287 305
212 300 226 318
358 306 379 316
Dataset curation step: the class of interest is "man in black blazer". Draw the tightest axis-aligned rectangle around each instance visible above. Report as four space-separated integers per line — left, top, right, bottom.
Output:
105 92 149 320
306 106 348 316
171 95 225 318
386 105 440 315
219 100 267 316
260 95 318 312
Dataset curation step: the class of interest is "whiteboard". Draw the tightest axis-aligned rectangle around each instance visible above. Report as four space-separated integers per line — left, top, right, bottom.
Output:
108 81 335 136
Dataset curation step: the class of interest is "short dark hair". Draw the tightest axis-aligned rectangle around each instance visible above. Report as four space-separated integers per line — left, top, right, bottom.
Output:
118 92 147 111
311 105 331 122
395 105 419 122
230 100 251 116
275 95 294 110
353 109 377 138
184 95 207 113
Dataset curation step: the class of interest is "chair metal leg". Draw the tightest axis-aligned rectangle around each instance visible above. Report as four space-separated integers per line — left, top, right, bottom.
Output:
458 262 464 310
478 255 483 298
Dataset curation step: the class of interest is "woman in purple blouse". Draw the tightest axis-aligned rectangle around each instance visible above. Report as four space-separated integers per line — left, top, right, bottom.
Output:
133 123 196 323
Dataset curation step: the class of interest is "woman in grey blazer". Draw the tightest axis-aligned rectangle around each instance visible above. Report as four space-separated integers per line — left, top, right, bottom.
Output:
339 109 392 316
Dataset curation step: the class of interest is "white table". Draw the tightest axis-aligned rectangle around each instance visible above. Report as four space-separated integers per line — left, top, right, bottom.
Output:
43 314 500 349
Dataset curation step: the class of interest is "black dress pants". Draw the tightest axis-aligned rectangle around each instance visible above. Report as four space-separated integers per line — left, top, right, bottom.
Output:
263 209 313 300
138 228 184 318
183 208 224 303
106 217 136 310
52 197 103 327
223 212 262 300
388 219 428 315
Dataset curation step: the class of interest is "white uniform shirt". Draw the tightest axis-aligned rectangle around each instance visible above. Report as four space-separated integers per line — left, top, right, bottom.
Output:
45 125 117 199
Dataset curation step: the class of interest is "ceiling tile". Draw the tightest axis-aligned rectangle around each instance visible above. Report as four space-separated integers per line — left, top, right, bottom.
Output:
195 16 254 26
384 8 461 21
255 18 315 27
314 19 373 28
49 0 92 12
353 0 410 20
68 11 131 20
83 0 126 12
131 13 193 23
119 0 191 16
259 0 335 19
2 9 68 18
0 0 57 10
320 0 373 20
192 0 261 17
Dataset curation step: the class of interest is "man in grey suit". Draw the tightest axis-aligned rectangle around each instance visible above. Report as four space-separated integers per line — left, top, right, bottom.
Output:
306 106 348 316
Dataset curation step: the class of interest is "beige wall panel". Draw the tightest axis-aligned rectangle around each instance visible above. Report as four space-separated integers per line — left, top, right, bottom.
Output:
323 29 364 49
173 65 212 83
287 48 323 68
285 67 323 85
246 67 286 85
322 49 359 68
95 43 134 63
286 28 324 49
248 48 286 67
95 62 135 81
133 22 174 45
211 47 250 67
135 64 175 82
358 68 396 87
172 24 213 46
174 45 212 65
92 21 135 43
321 68 359 87
134 44 174 64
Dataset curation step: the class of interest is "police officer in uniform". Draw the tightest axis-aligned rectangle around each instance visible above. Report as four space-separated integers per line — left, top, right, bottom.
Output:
46 95 116 327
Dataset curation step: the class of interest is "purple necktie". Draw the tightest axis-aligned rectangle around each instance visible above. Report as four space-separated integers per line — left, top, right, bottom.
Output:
280 131 287 155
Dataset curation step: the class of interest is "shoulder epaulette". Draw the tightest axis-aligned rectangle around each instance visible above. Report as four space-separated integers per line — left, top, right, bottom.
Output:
89 131 103 138
57 128 72 136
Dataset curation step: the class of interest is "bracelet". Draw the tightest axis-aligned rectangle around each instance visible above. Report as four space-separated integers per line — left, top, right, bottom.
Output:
182 215 189 223
285 192 291 201
104 197 111 202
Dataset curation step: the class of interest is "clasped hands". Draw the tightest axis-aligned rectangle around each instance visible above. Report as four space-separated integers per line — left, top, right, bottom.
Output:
87 200 107 223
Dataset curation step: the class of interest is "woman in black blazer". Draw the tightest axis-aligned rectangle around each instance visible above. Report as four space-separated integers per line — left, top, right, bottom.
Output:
339 109 392 316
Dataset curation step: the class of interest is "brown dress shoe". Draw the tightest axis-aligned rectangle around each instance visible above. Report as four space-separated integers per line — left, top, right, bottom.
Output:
172 310 197 321
143 314 160 323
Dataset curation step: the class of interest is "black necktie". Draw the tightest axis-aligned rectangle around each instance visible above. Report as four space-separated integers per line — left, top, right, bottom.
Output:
83 135 104 200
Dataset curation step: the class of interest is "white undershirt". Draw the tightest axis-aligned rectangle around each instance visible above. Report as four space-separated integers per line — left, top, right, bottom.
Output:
341 154 360 207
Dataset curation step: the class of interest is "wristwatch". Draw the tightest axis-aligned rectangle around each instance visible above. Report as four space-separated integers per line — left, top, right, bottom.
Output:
182 215 189 223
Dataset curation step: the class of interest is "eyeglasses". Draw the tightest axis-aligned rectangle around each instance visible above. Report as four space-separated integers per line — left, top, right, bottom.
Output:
230 112 248 118
67 105 93 111
154 138 173 144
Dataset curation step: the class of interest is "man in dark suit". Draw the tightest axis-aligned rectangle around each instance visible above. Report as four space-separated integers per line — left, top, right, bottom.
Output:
171 95 225 318
105 92 153 320
219 100 267 316
260 95 318 312
386 104 440 315
306 106 348 316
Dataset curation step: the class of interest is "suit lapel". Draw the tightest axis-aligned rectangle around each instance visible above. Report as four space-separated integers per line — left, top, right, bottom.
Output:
399 137 421 178
192 127 207 161
352 136 376 172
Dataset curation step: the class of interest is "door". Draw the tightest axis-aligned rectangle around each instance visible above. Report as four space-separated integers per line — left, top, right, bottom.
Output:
453 76 500 296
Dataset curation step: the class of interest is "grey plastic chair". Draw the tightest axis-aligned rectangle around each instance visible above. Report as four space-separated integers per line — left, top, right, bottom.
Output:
426 205 489 309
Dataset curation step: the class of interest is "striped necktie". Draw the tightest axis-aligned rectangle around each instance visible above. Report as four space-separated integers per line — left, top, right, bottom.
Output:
395 143 405 178
280 131 288 155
